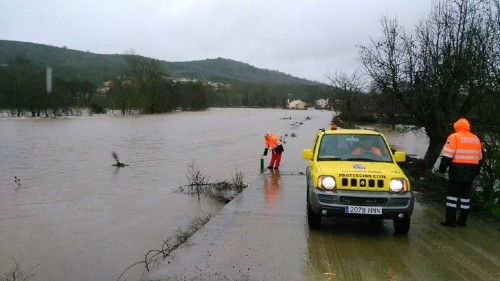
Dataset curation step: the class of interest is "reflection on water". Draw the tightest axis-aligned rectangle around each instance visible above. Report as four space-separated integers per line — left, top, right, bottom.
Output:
263 170 281 212
306 225 412 280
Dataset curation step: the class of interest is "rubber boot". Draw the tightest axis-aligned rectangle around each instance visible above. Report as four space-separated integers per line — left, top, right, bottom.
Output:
457 197 470 227
441 206 456 227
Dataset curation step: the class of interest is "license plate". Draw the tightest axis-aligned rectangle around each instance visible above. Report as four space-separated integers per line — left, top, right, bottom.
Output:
345 206 382 215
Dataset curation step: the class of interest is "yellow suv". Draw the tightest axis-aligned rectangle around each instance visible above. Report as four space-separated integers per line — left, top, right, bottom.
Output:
302 128 414 234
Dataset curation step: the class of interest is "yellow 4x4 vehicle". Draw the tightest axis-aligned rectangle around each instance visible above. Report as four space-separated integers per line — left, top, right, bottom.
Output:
302 128 414 234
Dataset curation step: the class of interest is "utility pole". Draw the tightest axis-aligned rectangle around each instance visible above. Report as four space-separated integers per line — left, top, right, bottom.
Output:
46 66 52 116
46 66 52 94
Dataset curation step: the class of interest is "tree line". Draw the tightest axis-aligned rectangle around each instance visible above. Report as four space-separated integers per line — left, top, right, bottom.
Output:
105 53 209 114
0 57 96 117
0 53 330 116
210 82 328 108
0 54 211 116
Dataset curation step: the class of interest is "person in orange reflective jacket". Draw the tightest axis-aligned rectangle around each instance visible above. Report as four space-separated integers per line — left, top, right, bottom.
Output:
438 118 482 227
352 138 382 157
264 133 284 170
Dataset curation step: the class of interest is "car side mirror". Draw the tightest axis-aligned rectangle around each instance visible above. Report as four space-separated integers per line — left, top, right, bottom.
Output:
302 149 313 160
394 151 406 163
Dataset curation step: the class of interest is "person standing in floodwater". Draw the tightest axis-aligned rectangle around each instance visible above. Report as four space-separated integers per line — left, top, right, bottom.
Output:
264 133 284 170
438 118 482 227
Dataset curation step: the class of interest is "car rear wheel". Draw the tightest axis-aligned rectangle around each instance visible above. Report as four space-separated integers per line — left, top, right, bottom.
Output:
307 190 321 229
393 218 410 234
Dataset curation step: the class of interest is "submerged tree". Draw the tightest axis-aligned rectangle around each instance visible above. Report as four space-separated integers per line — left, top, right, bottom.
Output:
327 70 365 125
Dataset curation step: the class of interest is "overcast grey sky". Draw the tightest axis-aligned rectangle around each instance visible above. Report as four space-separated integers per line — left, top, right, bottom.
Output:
0 0 433 83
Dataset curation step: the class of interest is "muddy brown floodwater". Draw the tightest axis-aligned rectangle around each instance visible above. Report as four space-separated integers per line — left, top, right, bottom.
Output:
0 108 328 281
2 108 498 281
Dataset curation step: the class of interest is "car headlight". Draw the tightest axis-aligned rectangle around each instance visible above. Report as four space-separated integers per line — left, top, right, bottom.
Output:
318 176 336 190
389 179 405 192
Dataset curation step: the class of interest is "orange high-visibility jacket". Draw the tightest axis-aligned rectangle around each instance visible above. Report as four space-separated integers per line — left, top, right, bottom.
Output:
264 134 279 149
352 146 382 156
440 119 482 165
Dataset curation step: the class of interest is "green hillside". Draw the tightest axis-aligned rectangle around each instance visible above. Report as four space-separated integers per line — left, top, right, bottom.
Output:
0 39 320 86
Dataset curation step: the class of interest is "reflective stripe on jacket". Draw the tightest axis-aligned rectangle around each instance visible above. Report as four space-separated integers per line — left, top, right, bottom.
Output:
441 133 482 164
440 120 482 165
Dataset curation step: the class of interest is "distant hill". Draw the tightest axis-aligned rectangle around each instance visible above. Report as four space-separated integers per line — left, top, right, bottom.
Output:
0 40 321 86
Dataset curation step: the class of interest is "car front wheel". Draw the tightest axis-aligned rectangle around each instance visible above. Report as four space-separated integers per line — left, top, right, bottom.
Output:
307 189 321 229
393 218 410 234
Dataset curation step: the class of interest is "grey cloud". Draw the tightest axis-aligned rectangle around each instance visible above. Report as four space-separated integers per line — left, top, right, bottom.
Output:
0 0 433 83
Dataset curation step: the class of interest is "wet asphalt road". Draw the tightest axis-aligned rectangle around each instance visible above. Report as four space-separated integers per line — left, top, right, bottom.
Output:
148 120 499 281
148 174 499 281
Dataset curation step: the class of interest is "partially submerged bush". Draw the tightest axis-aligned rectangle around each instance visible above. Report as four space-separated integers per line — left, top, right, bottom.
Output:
186 161 209 187
180 163 247 203
90 102 106 114
231 170 246 193
210 176 247 203
184 162 210 199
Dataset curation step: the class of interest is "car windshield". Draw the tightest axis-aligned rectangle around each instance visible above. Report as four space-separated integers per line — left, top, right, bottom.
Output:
317 134 392 162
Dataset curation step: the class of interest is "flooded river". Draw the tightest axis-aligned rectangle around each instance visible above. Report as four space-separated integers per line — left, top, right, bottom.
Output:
0 108 431 281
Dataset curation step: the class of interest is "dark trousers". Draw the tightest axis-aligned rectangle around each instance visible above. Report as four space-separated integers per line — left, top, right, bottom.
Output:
445 180 472 225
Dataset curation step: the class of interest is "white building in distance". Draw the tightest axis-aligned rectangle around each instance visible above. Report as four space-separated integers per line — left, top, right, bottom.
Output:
315 98 329 109
288 99 307 110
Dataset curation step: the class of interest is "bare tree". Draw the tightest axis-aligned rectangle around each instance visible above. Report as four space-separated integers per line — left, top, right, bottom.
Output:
360 0 499 165
185 161 210 199
359 17 415 129
327 70 365 125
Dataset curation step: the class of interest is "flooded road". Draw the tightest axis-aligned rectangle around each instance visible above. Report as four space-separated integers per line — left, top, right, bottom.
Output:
0 108 324 281
147 111 499 281
2 108 498 281
150 175 499 281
